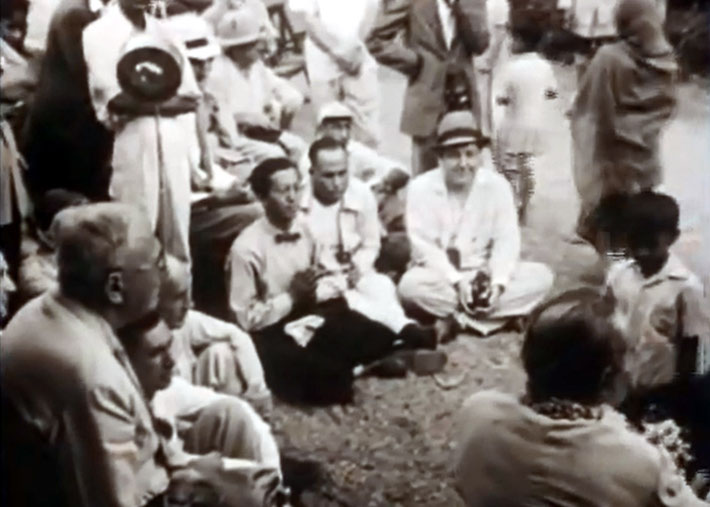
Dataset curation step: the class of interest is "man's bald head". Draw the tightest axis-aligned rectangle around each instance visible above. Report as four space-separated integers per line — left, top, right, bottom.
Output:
52 203 164 326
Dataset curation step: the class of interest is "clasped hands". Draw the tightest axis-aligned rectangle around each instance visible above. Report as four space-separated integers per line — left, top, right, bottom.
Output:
456 270 504 317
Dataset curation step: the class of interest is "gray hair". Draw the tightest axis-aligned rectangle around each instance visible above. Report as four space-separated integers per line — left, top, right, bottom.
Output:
51 203 152 307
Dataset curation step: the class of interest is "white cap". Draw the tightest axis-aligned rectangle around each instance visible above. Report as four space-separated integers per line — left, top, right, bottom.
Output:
317 102 354 125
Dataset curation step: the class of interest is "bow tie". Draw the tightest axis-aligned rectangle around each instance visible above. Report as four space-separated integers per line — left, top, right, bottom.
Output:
275 232 301 243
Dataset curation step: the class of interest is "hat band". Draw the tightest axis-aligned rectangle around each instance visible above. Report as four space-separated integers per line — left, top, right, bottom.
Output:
186 38 210 49
437 127 479 145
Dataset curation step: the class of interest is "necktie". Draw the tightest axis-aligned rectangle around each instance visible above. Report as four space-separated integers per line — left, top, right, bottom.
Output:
275 232 301 243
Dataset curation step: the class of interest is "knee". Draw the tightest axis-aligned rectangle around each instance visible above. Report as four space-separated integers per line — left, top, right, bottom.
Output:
521 262 555 296
397 269 422 304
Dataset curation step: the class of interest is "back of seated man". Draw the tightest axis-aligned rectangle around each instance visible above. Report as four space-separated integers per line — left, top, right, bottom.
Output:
227 158 438 406
205 7 306 167
398 110 554 338
118 313 284 506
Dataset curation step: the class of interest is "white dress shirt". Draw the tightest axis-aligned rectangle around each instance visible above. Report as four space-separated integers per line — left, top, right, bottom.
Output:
406 166 520 288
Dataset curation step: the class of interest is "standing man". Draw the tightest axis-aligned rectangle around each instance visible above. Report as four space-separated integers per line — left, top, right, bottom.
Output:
367 0 489 174
83 0 202 263
398 111 553 336
288 0 381 148
23 0 113 202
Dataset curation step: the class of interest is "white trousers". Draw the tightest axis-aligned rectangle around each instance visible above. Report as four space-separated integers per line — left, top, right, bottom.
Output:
398 261 554 334
345 271 411 334
110 114 195 263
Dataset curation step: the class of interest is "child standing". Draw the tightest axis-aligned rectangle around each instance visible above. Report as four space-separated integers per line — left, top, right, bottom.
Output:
492 25 558 223
605 192 709 392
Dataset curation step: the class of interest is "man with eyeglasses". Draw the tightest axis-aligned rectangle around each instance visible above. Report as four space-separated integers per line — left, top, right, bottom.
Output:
399 111 554 338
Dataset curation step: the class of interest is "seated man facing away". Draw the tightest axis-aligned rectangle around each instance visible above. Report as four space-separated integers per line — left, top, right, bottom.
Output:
398 110 553 337
454 294 707 506
159 255 272 416
300 136 439 358
299 102 411 233
205 8 306 167
119 314 284 507
227 158 438 406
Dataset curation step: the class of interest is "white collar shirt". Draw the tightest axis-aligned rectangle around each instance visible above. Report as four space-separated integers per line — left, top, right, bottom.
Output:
437 0 457 50
607 254 710 388
406 166 520 287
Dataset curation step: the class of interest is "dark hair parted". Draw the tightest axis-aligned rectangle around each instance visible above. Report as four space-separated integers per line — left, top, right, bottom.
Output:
248 157 297 200
522 291 626 405
308 136 347 168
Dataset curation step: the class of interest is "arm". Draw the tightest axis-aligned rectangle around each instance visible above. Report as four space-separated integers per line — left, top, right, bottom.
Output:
83 24 122 128
365 0 422 79
351 188 382 274
405 184 461 285
228 244 294 332
65 384 166 507
488 179 520 288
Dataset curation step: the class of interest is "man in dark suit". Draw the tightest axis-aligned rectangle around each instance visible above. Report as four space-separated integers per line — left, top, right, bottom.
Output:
367 0 489 174
22 0 113 202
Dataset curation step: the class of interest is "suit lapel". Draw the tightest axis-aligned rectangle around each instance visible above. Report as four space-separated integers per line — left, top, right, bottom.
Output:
413 0 448 56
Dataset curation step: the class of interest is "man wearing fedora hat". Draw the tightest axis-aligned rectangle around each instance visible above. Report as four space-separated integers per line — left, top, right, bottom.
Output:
399 111 554 337
204 7 306 168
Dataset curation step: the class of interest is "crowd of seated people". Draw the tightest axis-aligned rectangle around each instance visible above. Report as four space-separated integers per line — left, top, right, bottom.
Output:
1 0 709 505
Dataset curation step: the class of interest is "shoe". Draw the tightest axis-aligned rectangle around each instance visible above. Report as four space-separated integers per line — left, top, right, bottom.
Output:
398 323 437 350
408 349 448 376
364 356 409 378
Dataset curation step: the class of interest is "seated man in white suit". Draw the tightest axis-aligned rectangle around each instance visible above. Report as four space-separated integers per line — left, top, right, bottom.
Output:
398 111 554 336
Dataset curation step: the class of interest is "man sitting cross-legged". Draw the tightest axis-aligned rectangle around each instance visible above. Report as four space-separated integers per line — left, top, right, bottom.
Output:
227 158 439 406
159 255 272 417
399 111 554 337
300 136 439 356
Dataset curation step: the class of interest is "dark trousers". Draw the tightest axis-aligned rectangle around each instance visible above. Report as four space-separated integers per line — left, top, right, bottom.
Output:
253 300 399 406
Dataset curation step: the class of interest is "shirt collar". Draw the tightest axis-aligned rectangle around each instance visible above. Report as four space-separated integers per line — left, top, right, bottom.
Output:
261 215 306 239
300 181 363 213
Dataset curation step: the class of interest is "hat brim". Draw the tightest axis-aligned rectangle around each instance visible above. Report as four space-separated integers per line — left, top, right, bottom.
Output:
436 135 490 148
186 43 221 60
218 34 262 48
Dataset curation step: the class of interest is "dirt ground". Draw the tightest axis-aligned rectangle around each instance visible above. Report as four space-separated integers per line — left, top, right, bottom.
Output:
273 64 710 506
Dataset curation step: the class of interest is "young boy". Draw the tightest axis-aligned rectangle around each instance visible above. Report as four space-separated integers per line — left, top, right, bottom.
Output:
605 192 709 392
492 25 558 223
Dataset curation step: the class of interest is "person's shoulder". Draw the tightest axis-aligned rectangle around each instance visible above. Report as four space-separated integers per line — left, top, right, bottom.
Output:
460 389 521 422
410 167 442 190
231 218 267 254
345 178 378 208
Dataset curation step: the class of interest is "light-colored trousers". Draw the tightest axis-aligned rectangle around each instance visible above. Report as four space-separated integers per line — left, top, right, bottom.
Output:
110 114 195 264
398 261 554 334
310 65 380 149
346 271 412 334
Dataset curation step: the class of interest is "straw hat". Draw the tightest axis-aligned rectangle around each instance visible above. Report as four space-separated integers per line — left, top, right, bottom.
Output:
215 8 262 48
169 13 220 61
435 110 490 148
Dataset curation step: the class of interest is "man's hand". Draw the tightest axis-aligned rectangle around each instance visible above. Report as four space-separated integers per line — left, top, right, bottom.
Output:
456 278 474 309
333 44 364 76
288 268 320 305
477 284 504 316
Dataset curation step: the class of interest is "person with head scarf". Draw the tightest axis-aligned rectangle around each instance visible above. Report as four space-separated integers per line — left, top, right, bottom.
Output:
570 0 677 248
